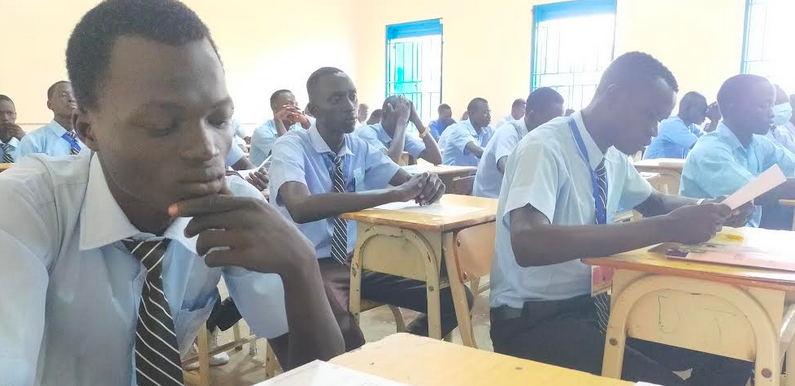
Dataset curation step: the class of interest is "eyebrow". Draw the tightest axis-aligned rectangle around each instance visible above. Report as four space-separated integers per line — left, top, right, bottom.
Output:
133 96 234 114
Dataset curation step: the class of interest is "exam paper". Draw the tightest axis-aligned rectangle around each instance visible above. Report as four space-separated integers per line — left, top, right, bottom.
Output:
253 360 413 386
373 201 483 216
722 165 787 210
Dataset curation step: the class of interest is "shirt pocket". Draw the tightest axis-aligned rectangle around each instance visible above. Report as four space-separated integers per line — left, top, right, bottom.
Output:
354 167 365 192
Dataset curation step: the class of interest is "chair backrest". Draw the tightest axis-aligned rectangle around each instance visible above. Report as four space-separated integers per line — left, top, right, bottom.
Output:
449 175 475 196
452 224 495 283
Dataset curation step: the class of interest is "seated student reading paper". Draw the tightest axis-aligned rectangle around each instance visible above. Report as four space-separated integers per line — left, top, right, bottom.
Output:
0 1 343 385
489 52 754 386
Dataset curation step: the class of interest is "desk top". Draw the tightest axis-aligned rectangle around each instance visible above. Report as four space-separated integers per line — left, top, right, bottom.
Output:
781 199 795 207
0 163 11 173
633 158 684 171
402 164 477 176
330 333 632 386
340 194 498 232
583 227 795 291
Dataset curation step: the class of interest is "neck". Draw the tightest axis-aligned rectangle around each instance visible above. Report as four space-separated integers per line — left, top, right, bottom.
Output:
381 121 396 138
677 113 694 127
471 121 483 133
579 105 611 153
54 115 73 131
317 120 345 153
103 169 172 235
0 129 10 143
723 119 753 148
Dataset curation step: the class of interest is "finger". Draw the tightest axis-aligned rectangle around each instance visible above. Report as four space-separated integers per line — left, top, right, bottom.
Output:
196 229 236 256
185 211 244 238
427 180 445 204
204 249 244 269
170 194 254 218
419 175 436 203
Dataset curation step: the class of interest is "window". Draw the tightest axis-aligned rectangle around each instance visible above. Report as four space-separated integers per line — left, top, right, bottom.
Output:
386 19 443 125
742 0 795 92
531 0 617 110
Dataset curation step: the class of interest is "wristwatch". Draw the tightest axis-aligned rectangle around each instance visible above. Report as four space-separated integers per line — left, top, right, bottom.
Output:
696 198 706 205
419 128 430 138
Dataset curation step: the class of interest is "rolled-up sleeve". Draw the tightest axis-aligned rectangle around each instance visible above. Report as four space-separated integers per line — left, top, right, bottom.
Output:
268 136 308 206
404 134 427 158
250 123 278 166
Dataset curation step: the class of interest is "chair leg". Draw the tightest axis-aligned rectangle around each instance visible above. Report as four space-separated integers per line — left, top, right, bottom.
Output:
197 328 211 386
470 278 480 297
387 306 406 333
264 341 279 379
232 323 242 351
248 325 257 356
443 233 477 348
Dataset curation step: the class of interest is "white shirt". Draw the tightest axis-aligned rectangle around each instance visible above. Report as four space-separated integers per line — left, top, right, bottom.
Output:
0 153 288 386
472 120 528 198
489 112 653 308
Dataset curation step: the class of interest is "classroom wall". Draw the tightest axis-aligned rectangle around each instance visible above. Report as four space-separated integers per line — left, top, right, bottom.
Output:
353 0 747 120
0 0 358 130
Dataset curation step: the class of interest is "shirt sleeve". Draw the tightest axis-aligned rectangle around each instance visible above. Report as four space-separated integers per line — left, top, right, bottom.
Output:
15 135 40 160
225 142 245 167
661 120 699 149
268 136 307 206
363 141 401 189
493 126 520 164
502 141 560 224
762 136 795 176
449 126 475 154
618 157 654 211
356 127 387 154
250 124 278 165
404 134 427 158
684 145 755 198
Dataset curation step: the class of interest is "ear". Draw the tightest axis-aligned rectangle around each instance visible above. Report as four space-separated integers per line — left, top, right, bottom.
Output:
602 84 623 109
73 107 99 152
46 99 53 111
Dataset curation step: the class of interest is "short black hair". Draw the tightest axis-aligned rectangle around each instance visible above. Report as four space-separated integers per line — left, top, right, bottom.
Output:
381 94 408 111
0 94 13 104
438 103 451 114
717 74 770 111
66 0 218 109
511 98 526 110
595 51 679 97
526 87 564 113
467 97 488 114
270 89 293 108
679 91 706 108
47 81 70 100
306 67 345 101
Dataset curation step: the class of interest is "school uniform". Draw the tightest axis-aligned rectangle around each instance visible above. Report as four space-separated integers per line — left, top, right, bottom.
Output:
226 139 246 167
0 137 20 163
249 119 304 166
497 115 517 129
268 123 469 350
766 122 795 154
441 119 493 166
356 122 426 159
681 122 795 227
472 120 527 198
644 116 703 159
16 120 84 159
0 152 289 386
488 112 751 386
428 118 454 140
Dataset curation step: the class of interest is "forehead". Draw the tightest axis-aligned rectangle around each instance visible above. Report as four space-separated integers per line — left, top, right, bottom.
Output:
53 83 73 94
314 73 355 98
0 100 15 111
275 92 296 103
632 78 676 112
747 81 775 103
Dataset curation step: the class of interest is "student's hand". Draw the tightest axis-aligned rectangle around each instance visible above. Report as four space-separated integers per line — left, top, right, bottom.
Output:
276 105 309 127
172 184 317 275
706 102 721 122
246 166 269 191
393 172 445 205
662 203 732 244
408 101 421 126
715 199 755 228
1 122 25 140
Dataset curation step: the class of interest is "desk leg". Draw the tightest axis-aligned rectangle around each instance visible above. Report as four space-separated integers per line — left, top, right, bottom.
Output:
443 233 476 348
425 259 442 340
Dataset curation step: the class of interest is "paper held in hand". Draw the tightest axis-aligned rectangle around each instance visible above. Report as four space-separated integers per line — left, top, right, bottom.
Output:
721 165 787 210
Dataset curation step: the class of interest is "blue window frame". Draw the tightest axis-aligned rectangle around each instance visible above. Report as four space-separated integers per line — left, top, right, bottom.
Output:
742 0 795 92
386 19 443 124
531 0 617 110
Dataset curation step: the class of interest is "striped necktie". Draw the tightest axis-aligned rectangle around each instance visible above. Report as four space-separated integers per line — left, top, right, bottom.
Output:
123 238 185 386
329 154 349 265
1 143 13 163
66 131 80 155
593 160 611 334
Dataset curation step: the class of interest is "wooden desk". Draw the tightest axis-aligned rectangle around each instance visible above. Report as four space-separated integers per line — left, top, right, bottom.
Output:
633 158 684 194
584 227 795 386
330 333 632 386
0 163 11 173
341 194 498 346
402 164 477 191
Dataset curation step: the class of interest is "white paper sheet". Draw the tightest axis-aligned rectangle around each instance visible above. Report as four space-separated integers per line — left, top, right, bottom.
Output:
372 201 483 216
253 360 413 386
722 165 787 210
634 383 662 386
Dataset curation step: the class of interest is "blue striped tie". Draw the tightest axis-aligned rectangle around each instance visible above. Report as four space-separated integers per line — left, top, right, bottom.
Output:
593 160 611 333
329 154 349 265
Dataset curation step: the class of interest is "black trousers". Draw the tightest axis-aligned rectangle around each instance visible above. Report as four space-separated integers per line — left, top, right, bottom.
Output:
490 295 752 386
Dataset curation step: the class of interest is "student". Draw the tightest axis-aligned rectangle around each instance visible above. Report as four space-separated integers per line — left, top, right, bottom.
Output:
0 1 344 385
365 108 382 125
428 103 455 140
269 67 469 352
357 103 369 127
497 98 526 128
644 91 710 159
16 81 84 158
0 94 24 163
765 85 795 154
489 52 753 386
681 74 795 229
473 88 563 198
250 89 311 166
442 98 493 166
564 108 575 117
357 95 442 165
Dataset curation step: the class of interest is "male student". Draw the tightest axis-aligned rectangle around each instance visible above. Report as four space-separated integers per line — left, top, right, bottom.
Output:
16 81 84 158
497 98 526 128
366 108 382 125
357 95 442 165
766 85 795 153
473 88 563 198
489 52 754 386
357 103 369 126
428 103 455 140
0 1 344 385
644 91 710 159
442 98 494 166
0 94 24 163
250 89 311 165
681 74 795 229
269 67 469 352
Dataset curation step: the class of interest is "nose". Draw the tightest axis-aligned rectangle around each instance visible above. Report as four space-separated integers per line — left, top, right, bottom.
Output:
181 122 220 163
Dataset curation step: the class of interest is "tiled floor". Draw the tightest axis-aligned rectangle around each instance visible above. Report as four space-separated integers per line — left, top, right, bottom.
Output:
196 286 493 386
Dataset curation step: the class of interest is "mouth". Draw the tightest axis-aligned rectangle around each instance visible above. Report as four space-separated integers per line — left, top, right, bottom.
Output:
177 169 226 197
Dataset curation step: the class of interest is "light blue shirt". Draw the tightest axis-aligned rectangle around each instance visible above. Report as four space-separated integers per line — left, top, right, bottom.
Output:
16 120 85 159
250 119 304 166
226 140 246 166
0 137 20 162
472 120 528 198
644 116 703 159
766 122 795 154
269 123 401 259
489 112 653 308
357 122 427 159
441 120 494 166
681 123 795 227
0 153 288 386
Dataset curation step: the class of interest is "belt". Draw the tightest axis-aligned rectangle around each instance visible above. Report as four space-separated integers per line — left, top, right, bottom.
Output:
490 305 524 322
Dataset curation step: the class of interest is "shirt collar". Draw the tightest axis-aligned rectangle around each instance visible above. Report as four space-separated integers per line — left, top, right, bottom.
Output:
372 122 392 143
462 119 478 136
715 122 746 151
46 119 69 137
308 122 354 157
513 119 528 137
571 111 604 169
0 137 19 147
79 154 197 253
